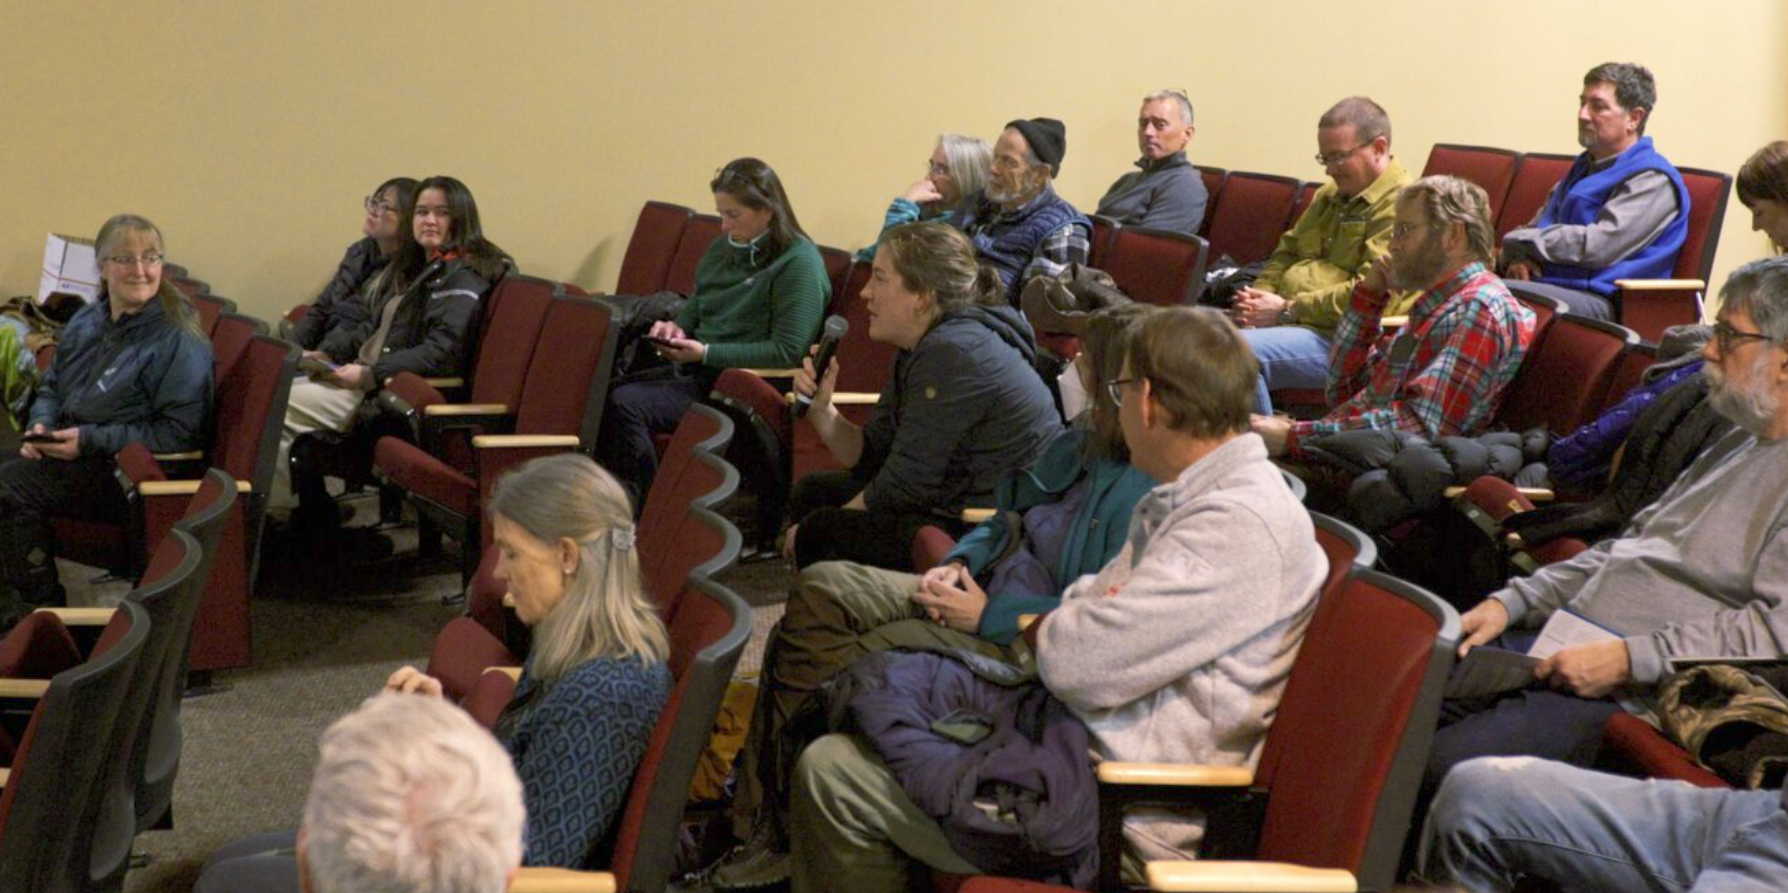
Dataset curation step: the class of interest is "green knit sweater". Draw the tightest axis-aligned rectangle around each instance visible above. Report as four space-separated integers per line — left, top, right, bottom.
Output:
676 234 830 369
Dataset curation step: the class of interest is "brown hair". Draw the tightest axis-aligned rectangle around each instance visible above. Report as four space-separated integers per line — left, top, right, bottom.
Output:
1125 306 1255 438
1739 142 1788 209
1399 175 1496 266
94 214 204 338
1319 96 1391 147
711 157 809 260
1079 303 1157 462
878 222 1006 316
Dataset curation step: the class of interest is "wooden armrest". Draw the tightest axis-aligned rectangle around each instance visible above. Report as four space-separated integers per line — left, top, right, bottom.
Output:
423 403 510 417
961 508 995 524
0 768 10 787
470 434 580 449
0 679 51 699
422 376 465 389
509 867 617 893
502 592 516 608
152 451 203 462
1017 614 1039 630
1096 762 1254 787
738 368 801 378
784 392 880 406
1147 860 1356 892
1614 278 1706 291
1380 315 1408 329
1443 485 1554 502
34 606 117 625
485 666 523 682
138 479 252 497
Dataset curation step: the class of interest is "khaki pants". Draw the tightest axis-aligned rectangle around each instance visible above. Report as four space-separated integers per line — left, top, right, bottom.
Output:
730 560 1005 844
268 377 363 516
790 733 980 893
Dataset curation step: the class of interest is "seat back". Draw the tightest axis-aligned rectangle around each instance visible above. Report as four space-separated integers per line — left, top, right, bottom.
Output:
1593 341 1660 419
1194 165 1227 236
1673 166 1732 282
469 274 557 408
216 334 298 584
638 404 735 531
1087 215 1120 268
642 505 742 620
209 311 266 383
818 245 853 302
1290 181 1320 224
513 297 618 448
0 601 150 893
1202 172 1302 266
1101 227 1209 306
606 575 750 893
1496 313 1639 435
1252 569 1458 890
831 261 901 394
1422 144 1522 223
616 201 695 296
1495 152 1575 239
665 215 722 297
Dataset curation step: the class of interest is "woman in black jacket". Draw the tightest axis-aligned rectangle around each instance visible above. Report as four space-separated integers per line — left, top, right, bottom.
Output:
288 176 418 350
785 221 1060 570
0 214 213 629
272 175 509 524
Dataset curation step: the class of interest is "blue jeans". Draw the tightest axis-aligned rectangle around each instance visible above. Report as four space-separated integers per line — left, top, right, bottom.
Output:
1240 326 1331 415
1420 758 1788 892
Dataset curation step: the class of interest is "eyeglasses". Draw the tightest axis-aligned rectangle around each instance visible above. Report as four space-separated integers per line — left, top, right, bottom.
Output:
1315 140 1375 167
364 196 398 216
102 252 164 269
1106 376 1138 406
927 161 951 178
1713 320 1775 355
1390 221 1438 241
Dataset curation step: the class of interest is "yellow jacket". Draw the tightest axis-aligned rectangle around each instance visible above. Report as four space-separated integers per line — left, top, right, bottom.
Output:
1253 159 1415 333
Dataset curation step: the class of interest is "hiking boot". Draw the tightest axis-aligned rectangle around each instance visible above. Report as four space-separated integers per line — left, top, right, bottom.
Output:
707 842 791 890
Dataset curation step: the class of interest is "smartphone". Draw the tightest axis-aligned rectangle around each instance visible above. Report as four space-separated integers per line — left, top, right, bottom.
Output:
21 431 59 443
642 334 678 348
297 356 340 375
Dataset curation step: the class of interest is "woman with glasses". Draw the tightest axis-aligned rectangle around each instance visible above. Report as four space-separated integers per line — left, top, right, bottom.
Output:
782 221 1060 571
854 134 992 261
273 175 510 529
288 176 418 350
599 157 830 506
0 214 212 630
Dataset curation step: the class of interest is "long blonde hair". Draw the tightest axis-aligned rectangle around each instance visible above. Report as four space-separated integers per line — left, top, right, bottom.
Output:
488 454 668 685
94 214 204 338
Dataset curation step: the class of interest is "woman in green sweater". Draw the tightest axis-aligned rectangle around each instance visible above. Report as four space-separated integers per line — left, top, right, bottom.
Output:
600 157 831 505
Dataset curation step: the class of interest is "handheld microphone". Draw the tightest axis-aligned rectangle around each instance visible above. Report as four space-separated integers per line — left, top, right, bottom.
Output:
793 315 850 418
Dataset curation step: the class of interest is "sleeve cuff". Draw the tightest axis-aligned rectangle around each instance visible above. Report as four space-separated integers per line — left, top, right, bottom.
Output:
1624 634 1664 685
978 594 1059 646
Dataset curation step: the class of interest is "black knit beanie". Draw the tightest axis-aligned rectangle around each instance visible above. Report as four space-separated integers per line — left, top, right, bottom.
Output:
1006 118 1066 176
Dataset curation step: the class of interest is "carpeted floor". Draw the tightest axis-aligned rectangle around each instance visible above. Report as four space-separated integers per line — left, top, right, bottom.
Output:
90 497 795 893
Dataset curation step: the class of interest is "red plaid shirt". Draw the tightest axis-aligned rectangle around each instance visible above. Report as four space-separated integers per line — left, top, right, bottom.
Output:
1286 261 1535 457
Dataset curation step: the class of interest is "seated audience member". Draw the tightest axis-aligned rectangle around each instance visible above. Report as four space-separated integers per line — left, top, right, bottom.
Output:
1425 256 1788 796
0 214 211 628
196 694 525 893
694 305 1156 891
1094 89 1208 235
856 134 992 261
1739 139 1788 252
952 118 1093 306
1420 757 1788 892
1230 96 1415 412
1252 176 1536 459
288 176 418 350
787 306 1325 893
784 221 1060 571
599 157 830 505
1499 62 1689 320
202 454 671 887
273 175 508 524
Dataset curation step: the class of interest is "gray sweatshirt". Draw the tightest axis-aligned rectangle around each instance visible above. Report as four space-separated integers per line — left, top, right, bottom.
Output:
1036 433 1324 859
1493 428 1788 684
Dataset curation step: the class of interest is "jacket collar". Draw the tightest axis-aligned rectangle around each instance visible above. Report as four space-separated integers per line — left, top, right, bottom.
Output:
1133 151 1192 174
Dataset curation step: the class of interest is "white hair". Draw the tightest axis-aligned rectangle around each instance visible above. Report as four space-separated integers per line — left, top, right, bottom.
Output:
1142 89 1195 126
301 694 525 893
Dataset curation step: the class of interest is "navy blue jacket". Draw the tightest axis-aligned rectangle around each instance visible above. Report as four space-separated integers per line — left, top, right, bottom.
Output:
317 257 495 382
29 297 213 456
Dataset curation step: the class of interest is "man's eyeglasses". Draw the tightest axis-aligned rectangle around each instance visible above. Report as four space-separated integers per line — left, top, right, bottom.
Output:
1713 320 1775 355
1106 377 1138 406
103 252 164 269
1315 139 1376 167
1390 221 1438 241
364 196 398 216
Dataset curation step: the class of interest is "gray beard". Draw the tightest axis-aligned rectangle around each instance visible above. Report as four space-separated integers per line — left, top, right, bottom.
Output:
1707 360 1781 437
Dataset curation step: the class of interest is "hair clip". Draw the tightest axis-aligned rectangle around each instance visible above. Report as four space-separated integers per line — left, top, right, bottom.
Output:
610 526 636 552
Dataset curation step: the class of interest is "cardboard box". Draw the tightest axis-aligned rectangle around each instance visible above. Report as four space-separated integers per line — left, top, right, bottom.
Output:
39 232 100 305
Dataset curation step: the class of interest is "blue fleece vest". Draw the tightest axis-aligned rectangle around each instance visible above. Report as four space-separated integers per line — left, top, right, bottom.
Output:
957 186 1090 306
1535 136 1689 298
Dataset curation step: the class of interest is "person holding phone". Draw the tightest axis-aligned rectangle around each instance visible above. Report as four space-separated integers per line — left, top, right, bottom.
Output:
0 214 212 629
598 158 830 507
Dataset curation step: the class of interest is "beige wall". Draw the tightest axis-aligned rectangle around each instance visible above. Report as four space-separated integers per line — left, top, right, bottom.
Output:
2 1 1782 322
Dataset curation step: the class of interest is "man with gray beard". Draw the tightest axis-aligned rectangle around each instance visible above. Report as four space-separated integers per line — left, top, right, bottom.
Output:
1422 254 1788 795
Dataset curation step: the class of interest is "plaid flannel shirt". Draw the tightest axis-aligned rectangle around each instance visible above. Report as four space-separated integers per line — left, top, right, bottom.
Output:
1286 261 1535 456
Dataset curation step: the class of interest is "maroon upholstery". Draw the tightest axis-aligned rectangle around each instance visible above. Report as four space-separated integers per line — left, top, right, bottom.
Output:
665 215 722 296
1291 181 1319 224
642 506 740 621
1422 144 1522 223
461 667 518 731
1101 226 1209 306
1603 712 1731 789
909 525 956 573
1495 152 1574 239
638 405 734 536
831 261 900 394
210 312 262 383
189 293 229 336
1194 165 1227 237
1202 172 1302 266
616 201 695 296
1087 215 1119 268
284 303 309 325
377 439 479 515
0 612 81 686
427 616 520 703
1496 314 1639 435
1673 167 1732 282
1593 342 1659 419
818 245 853 301
711 369 792 452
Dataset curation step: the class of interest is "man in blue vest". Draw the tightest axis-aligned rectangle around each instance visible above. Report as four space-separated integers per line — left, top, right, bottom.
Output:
953 118 1093 307
1500 62 1689 321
